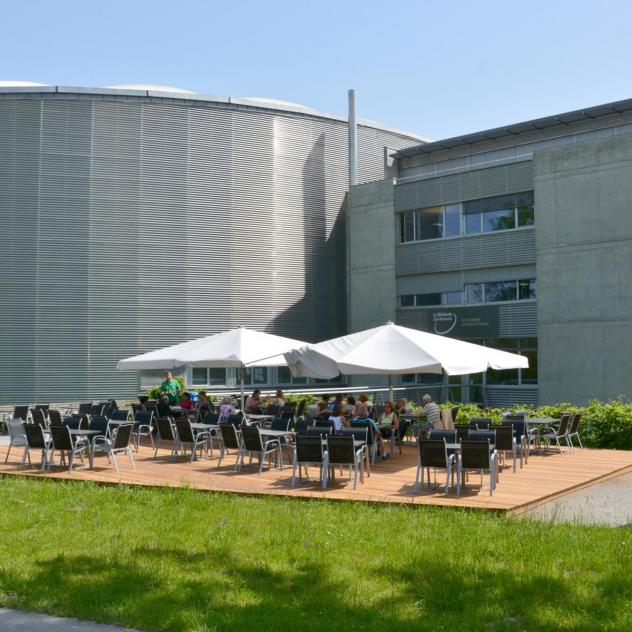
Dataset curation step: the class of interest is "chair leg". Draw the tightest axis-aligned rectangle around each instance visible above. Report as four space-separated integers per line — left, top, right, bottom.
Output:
291 459 297 488
414 457 421 493
217 444 224 468
322 455 329 489
127 448 136 470
4 441 12 463
111 451 119 473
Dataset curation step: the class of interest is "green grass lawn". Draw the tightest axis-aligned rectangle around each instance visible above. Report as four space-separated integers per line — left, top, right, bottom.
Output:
0 477 629 632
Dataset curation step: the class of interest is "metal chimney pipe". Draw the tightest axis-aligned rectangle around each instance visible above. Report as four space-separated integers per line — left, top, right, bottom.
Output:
348 89 358 187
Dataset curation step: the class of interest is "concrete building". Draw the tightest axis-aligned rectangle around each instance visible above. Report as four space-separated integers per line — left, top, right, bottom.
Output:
348 97 632 406
0 83 425 404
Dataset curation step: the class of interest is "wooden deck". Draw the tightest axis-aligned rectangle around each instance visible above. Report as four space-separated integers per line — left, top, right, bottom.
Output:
1 441 631 514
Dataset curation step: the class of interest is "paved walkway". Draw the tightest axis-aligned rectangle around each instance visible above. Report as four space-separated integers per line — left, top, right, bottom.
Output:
0 608 142 631
519 472 632 526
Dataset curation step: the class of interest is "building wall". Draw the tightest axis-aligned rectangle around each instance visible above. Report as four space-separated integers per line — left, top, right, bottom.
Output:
534 131 632 404
0 94 419 403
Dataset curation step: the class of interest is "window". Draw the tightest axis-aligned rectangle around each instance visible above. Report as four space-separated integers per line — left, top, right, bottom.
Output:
482 337 537 385
416 293 442 306
465 279 535 304
402 192 534 242
400 294 415 308
465 283 484 303
208 368 226 385
245 367 267 385
277 366 307 385
191 368 207 385
443 291 462 305
399 291 463 308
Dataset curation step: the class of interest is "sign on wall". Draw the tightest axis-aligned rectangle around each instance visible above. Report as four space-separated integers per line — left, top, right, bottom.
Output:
430 305 499 338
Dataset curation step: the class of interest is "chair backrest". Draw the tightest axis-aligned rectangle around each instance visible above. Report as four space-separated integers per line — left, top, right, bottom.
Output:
30 408 47 428
341 426 368 444
219 423 241 450
35 404 50 418
135 410 154 425
296 399 307 417
7 420 26 439
307 425 333 437
295 434 324 464
155 417 176 441
454 424 470 442
227 414 244 429
13 405 29 422
109 409 130 421
460 440 492 469
468 430 496 444
350 420 374 445
294 420 309 435
145 400 159 412
63 417 82 430
50 424 74 451
314 419 336 432
201 412 219 425
429 429 457 443
241 425 264 452
492 425 514 450
418 438 449 469
271 417 290 431
326 436 356 464
90 404 106 417
558 413 572 435
569 412 582 434
24 422 47 449
282 402 296 415
265 404 279 416
175 418 195 444
48 409 63 426
501 419 527 441
113 423 134 450
89 417 109 435
469 418 492 429
78 402 93 415
503 413 526 423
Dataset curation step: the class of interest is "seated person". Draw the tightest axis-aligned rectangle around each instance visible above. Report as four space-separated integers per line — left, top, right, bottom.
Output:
274 389 286 407
379 401 400 442
196 390 212 410
315 402 330 420
421 394 441 428
157 396 172 418
396 398 411 440
328 405 349 434
218 396 237 421
346 396 357 417
179 392 194 411
245 389 263 414
352 404 388 459
318 394 332 412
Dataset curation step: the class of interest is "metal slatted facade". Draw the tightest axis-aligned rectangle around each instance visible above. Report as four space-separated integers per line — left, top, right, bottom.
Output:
0 93 420 403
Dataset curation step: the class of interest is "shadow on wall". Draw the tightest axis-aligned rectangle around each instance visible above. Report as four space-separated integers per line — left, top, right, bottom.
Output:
270 132 347 344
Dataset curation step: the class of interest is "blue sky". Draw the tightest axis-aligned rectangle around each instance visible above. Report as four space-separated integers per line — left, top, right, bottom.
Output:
3 0 632 140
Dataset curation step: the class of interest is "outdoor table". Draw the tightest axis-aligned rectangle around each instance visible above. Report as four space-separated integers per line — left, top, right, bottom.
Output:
247 414 275 427
69 429 102 468
190 422 219 432
259 429 295 439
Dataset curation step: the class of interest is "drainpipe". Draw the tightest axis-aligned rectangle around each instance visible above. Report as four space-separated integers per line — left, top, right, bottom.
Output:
348 89 357 187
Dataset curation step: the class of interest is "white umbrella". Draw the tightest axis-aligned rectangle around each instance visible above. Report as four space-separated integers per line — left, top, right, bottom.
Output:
284 321 528 401
118 327 306 409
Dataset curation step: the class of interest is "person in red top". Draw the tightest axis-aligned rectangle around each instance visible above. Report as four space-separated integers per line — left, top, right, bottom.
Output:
179 392 194 411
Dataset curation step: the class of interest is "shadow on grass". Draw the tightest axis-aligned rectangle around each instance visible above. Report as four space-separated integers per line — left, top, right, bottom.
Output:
0 542 628 632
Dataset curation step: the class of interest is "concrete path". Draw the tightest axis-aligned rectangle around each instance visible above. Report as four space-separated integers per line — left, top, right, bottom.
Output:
518 472 632 526
0 608 143 631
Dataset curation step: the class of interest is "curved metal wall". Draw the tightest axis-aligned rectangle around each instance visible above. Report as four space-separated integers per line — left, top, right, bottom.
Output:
0 94 418 403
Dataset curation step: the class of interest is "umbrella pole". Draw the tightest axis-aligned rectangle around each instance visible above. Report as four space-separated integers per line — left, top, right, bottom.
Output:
240 366 245 412
388 375 394 403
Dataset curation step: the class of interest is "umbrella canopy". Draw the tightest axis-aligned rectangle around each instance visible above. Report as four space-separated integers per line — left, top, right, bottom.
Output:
284 321 528 379
117 327 306 370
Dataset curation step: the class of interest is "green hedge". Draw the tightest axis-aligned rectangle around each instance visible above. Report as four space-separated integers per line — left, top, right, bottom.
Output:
441 399 632 450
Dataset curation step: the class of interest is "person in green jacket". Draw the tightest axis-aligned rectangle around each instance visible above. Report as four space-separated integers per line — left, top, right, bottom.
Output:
160 371 181 405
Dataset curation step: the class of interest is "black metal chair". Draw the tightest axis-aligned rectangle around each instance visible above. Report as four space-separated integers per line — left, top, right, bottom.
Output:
294 420 310 435
567 413 583 450
226 413 244 429
240 425 281 473
429 429 457 443
493 425 521 472
307 425 333 437
48 424 89 472
543 414 572 454
414 438 456 496
341 426 370 476
133 411 155 452
504 413 539 455
454 424 470 443
291 435 327 488
77 402 93 416
217 423 243 471
501 419 531 463
93 423 135 472
89 416 110 438
48 409 63 426
30 408 47 429
295 399 307 418
469 418 492 429
350 420 378 464
175 418 210 462
324 436 365 490
153 418 179 460
62 414 88 430
109 409 131 421
12 405 29 422
457 440 498 496
23 422 50 470
468 429 497 443
90 404 106 417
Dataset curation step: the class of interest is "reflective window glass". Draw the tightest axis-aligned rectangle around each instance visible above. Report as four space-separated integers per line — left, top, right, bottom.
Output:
418 372 443 384
208 368 225 386
402 212 415 242
483 208 515 232
519 278 536 300
443 204 461 237
400 295 415 307
518 205 535 226
277 367 292 384
486 368 519 385
191 368 207 385
416 293 441 306
465 213 481 234
485 281 517 302
465 283 484 303
401 374 415 384
520 350 538 384
416 207 442 240
443 291 462 305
